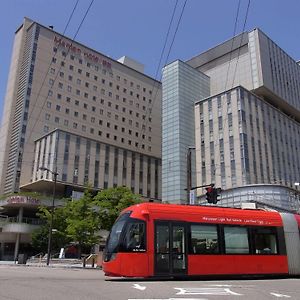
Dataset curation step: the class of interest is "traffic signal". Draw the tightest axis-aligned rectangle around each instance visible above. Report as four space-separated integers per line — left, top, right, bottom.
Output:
205 186 214 203
205 186 222 204
212 187 222 204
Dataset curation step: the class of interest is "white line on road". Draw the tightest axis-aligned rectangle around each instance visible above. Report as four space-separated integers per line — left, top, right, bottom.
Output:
270 292 291 298
128 298 208 300
132 284 147 291
175 287 243 296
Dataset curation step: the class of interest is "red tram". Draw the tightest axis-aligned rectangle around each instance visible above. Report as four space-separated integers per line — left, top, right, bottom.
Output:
102 203 300 278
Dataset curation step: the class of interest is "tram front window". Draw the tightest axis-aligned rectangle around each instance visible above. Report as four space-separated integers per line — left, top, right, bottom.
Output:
104 212 130 261
122 221 146 252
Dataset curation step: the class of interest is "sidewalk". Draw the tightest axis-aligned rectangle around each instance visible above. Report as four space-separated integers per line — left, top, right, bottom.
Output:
0 258 100 269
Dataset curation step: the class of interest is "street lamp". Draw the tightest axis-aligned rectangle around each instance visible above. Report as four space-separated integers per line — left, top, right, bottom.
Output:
39 166 58 266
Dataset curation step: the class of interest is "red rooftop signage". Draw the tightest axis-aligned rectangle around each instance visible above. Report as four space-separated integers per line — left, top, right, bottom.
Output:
54 36 112 69
6 196 40 205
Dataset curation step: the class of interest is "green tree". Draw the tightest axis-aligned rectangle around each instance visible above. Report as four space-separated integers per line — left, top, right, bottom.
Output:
31 204 71 255
93 186 142 230
63 188 99 257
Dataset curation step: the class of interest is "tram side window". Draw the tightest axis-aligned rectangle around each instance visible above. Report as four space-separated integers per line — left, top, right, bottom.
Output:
253 228 277 254
224 226 249 254
123 221 146 252
190 225 219 254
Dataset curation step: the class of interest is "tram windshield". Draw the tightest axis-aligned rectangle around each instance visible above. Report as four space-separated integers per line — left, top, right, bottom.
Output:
105 212 130 256
104 211 147 261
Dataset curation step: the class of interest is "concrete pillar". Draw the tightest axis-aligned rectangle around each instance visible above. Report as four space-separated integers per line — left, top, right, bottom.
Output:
18 206 23 222
14 233 20 262
0 242 4 260
13 207 23 262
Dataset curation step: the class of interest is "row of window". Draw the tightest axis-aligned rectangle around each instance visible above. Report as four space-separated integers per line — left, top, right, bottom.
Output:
43 124 152 151
48 75 153 105
123 221 281 256
37 131 160 197
47 91 152 118
45 101 152 127
190 224 279 255
197 88 300 188
52 50 153 94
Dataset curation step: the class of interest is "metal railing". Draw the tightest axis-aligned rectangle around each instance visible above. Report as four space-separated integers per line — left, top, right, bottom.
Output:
6 216 44 225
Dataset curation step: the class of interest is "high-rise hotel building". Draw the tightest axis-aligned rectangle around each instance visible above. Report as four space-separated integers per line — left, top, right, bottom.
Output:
162 28 300 210
0 18 162 199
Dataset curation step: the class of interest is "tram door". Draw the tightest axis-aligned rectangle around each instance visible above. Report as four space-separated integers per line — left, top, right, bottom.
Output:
154 222 187 276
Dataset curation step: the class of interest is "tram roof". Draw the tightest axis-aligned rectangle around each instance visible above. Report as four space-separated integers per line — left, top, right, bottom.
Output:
125 203 285 227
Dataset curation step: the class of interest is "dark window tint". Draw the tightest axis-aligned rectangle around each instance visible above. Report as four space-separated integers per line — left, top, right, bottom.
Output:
253 228 277 254
122 221 146 252
190 224 219 254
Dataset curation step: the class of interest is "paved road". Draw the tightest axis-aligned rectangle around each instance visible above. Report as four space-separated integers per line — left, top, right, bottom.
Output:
0 265 299 299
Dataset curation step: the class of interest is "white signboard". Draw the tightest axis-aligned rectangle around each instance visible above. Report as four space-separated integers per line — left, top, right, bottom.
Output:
189 190 195 205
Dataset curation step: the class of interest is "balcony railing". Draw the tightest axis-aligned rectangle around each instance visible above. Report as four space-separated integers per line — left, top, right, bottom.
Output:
3 216 44 225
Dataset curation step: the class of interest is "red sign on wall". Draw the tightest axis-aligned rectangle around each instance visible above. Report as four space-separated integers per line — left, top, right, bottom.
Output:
6 196 40 205
54 36 112 69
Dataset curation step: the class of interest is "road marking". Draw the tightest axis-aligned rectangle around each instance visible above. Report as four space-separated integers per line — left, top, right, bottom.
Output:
128 298 208 300
132 284 147 291
175 287 242 296
270 292 291 298
208 284 232 287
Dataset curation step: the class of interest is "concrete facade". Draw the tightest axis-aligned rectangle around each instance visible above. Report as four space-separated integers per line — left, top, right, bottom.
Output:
162 28 300 207
0 18 162 198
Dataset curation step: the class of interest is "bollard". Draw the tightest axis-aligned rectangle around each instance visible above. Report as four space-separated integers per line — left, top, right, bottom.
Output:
92 258 95 268
83 257 86 268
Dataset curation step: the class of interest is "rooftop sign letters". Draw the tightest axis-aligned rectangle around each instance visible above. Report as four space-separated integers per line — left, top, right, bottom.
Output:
54 36 112 69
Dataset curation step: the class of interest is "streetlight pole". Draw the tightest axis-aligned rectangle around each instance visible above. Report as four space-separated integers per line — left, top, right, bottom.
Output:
40 167 58 266
186 146 195 203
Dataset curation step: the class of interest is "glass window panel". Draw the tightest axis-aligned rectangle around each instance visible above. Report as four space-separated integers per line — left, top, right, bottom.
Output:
253 228 277 254
224 226 249 254
190 224 219 254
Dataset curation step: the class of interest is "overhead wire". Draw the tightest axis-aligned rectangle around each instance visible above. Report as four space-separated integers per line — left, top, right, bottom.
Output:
200 0 252 188
137 0 188 148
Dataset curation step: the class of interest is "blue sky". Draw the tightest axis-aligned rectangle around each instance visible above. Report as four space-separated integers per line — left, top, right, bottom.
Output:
1 0 300 119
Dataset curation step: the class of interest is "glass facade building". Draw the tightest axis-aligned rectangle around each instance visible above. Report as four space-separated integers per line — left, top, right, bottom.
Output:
162 61 209 203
